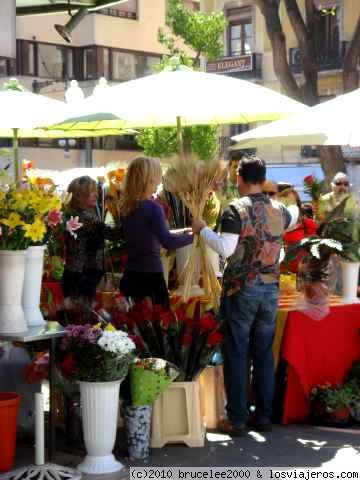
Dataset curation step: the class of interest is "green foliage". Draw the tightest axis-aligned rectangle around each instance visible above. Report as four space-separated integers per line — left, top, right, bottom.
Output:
310 382 355 413
3 78 24 92
137 1 227 159
164 0 228 61
318 196 360 262
137 127 178 158
137 124 219 160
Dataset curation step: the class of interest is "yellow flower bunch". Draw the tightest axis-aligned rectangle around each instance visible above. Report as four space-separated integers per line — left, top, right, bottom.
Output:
0 183 64 250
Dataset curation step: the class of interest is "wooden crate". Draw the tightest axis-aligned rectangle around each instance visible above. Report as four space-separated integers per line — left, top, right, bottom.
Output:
151 381 205 448
199 366 226 429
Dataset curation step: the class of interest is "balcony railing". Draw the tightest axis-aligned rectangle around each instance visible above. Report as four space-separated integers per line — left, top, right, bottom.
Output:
289 41 349 73
206 53 262 79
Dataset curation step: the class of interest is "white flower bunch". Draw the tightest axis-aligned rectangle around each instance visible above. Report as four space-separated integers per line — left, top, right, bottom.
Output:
98 330 135 356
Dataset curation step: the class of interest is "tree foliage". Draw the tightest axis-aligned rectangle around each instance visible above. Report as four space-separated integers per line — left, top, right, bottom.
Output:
136 0 227 160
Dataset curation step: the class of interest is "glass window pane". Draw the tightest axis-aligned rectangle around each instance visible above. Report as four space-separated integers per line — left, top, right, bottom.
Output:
135 55 160 77
67 49 74 79
84 48 95 79
0 59 7 77
103 48 110 79
112 51 136 81
28 43 35 75
244 23 252 36
230 39 242 56
38 43 66 78
230 25 241 39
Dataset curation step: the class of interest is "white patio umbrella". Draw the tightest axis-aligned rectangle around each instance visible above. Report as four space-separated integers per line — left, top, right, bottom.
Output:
0 82 129 180
49 65 308 153
231 87 360 149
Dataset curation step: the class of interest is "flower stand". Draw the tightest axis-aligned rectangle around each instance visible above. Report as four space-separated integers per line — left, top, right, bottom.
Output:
125 405 152 459
22 246 46 327
341 261 360 304
78 380 123 474
0 250 27 334
150 381 205 448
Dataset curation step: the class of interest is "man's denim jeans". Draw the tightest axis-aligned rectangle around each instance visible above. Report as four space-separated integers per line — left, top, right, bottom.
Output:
221 279 278 427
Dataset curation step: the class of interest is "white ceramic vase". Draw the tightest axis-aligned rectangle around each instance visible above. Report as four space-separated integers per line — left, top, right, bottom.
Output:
22 245 46 327
0 250 27 334
78 380 123 474
341 261 360 304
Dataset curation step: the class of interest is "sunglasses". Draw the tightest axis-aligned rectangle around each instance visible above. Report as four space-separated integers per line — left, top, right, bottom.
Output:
335 181 349 187
264 191 277 197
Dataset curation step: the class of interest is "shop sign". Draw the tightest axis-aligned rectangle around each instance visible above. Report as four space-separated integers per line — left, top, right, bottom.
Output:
206 55 253 74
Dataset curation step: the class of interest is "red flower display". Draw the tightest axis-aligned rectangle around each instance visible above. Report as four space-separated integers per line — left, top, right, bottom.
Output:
60 354 79 378
116 300 223 381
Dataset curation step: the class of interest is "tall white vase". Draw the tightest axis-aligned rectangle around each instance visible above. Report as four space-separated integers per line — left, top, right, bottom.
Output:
22 245 46 327
78 380 123 474
341 261 360 304
0 250 27 334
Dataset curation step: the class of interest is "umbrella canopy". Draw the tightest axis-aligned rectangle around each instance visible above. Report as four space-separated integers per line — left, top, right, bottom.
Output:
50 67 308 132
0 86 129 179
231 88 360 149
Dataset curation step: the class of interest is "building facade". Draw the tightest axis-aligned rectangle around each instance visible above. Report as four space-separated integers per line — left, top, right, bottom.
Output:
201 0 360 173
0 0 197 171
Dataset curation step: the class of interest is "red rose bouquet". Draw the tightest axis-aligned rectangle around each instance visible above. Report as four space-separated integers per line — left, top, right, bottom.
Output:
112 299 223 381
303 174 325 202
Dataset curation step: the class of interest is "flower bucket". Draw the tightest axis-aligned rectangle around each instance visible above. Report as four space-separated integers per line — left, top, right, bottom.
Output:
125 405 152 459
0 250 27 334
78 380 123 474
341 261 360 304
22 246 46 327
0 392 21 472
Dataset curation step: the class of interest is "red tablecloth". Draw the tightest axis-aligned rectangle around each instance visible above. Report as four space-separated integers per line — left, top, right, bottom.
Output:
281 303 360 424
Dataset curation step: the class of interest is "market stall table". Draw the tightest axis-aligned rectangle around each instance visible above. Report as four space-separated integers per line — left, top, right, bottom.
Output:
0 322 65 461
278 297 360 424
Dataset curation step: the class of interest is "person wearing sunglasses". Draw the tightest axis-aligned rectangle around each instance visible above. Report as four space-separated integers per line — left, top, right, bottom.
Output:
317 172 355 220
262 180 278 198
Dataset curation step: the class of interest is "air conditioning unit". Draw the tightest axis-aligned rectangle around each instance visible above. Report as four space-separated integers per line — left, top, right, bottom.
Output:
289 47 302 65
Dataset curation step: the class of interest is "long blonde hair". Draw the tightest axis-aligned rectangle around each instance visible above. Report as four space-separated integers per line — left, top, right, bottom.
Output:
121 157 162 217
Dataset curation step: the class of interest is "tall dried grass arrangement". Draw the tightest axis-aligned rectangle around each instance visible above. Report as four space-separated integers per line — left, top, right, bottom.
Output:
163 153 223 310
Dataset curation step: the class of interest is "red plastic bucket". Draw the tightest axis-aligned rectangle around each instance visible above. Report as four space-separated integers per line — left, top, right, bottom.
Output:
0 392 21 472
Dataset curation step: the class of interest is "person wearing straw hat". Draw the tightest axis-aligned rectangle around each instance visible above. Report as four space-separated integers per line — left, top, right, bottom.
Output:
192 155 297 435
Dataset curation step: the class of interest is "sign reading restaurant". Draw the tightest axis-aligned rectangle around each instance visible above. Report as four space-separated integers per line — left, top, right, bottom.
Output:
206 54 253 74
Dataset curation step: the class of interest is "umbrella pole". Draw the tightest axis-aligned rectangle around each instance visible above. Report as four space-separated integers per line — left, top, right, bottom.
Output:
13 127 19 182
176 116 185 160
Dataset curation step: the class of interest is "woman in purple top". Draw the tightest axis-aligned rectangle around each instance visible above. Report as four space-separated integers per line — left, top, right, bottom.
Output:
119 156 193 307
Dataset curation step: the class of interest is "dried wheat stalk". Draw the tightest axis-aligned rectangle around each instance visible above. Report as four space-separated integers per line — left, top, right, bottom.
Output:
163 154 222 310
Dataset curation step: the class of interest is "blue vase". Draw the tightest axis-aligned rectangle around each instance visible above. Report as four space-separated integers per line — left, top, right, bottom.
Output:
125 405 152 459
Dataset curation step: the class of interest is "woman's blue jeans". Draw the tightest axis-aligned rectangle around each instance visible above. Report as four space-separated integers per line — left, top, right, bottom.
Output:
221 279 278 427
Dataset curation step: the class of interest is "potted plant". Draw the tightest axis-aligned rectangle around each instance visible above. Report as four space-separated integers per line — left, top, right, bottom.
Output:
318 197 360 303
284 237 342 319
310 382 354 425
57 323 135 474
